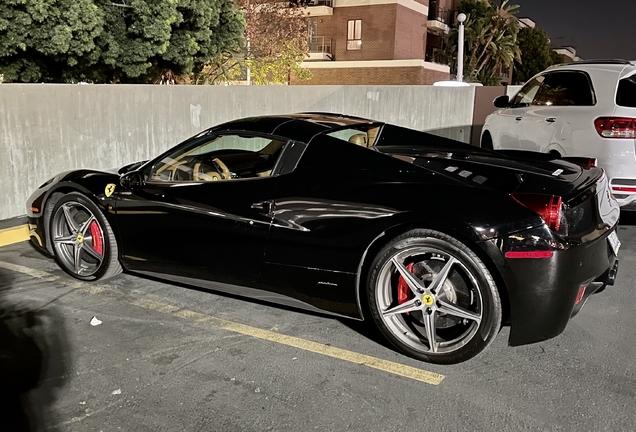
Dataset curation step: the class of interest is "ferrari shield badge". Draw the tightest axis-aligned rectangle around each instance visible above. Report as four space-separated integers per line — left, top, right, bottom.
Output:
105 183 116 197
423 294 435 306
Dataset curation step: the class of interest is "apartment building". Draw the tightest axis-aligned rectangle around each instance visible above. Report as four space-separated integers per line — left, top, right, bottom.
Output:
292 0 458 85
553 46 583 63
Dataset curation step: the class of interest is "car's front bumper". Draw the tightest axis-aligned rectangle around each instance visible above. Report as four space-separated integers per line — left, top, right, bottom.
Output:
25 185 52 256
480 224 619 346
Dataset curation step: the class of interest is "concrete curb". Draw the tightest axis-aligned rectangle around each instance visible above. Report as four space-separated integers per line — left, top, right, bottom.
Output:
0 225 30 247
0 215 29 247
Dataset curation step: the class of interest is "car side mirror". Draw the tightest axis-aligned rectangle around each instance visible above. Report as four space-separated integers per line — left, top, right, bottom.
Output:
493 95 510 109
120 170 143 190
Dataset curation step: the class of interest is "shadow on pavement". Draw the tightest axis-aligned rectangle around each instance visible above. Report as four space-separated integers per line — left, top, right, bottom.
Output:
337 317 397 352
0 268 70 432
132 271 399 353
619 210 636 226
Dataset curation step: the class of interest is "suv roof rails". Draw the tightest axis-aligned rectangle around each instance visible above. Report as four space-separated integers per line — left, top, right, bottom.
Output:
556 59 635 66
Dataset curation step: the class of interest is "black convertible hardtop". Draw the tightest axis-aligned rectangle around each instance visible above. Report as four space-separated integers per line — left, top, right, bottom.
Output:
212 112 486 152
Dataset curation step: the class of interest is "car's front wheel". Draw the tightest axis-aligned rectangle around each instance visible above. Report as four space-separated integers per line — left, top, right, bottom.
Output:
367 229 502 364
49 192 122 281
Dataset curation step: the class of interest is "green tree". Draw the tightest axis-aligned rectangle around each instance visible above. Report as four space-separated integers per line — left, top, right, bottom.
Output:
446 0 521 85
245 41 312 85
242 0 311 84
0 0 104 82
0 0 246 83
514 26 555 83
193 0 312 85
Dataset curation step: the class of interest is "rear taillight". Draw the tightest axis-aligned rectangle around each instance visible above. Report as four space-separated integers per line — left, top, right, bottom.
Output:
594 117 636 138
511 193 563 231
575 286 586 305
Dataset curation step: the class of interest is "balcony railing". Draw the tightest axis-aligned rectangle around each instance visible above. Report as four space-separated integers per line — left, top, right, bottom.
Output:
309 36 332 54
428 6 452 25
289 0 332 7
425 46 448 65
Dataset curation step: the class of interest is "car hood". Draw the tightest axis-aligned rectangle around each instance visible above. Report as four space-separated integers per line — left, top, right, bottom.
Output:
375 146 601 199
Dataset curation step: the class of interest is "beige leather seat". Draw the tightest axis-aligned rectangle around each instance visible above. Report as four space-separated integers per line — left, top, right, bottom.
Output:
349 133 368 147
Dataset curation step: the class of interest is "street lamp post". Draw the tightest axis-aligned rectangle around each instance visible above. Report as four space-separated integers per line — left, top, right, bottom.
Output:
456 12 466 83
246 0 251 85
247 39 251 85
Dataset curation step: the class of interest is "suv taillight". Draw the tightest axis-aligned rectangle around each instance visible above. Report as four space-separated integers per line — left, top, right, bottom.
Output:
594 117 636 138
511 193 563 231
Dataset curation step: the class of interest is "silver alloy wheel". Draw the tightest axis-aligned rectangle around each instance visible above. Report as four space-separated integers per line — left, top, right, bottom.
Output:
375 246 483 354
51 202 105 277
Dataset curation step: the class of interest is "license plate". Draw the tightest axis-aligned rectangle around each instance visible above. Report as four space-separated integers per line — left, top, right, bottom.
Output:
608 231 621 256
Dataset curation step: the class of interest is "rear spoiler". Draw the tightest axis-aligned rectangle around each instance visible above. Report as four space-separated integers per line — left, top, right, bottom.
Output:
561 157 597 168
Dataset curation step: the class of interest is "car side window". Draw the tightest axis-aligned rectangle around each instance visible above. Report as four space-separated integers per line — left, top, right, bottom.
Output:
533 72 596 106
325 125 382 148
511 75 545 107
149 134 289 182
616 75 636 108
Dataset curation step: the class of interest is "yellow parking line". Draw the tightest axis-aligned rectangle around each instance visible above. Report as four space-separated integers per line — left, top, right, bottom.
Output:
0 260 445 386
133 298 445 385
0 224 29 247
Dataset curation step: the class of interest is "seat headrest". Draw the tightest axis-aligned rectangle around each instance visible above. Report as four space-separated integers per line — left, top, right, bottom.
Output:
348 133 368 147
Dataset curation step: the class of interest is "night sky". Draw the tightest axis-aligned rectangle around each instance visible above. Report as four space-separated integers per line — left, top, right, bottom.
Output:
513 0 636 60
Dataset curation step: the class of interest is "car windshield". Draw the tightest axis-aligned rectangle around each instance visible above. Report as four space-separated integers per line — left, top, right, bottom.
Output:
149 134 287 182
616 75 636 108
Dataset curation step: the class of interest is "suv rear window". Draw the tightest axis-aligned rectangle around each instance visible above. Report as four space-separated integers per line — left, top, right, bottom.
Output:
533 72 596 106
616 76 636 108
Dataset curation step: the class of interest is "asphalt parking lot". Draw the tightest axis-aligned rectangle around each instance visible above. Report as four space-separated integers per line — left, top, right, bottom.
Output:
1 219 636 432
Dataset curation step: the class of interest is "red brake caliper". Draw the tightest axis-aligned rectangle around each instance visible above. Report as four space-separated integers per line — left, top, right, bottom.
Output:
89 221 103 255
397 263 415 315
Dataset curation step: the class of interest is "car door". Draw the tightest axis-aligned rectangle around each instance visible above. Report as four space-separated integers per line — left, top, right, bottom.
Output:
114 132 291 285
518 71 597 154
491 75 546 149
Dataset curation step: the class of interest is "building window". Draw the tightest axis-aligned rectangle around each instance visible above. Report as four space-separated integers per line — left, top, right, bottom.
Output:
347 19 362 50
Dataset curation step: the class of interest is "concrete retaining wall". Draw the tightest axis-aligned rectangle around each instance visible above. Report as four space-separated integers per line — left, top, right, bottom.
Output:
0 84 476 220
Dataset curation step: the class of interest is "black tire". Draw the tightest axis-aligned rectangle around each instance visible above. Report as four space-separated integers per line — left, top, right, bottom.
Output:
481 132 494 150
366 229 501 364
49 192 122 281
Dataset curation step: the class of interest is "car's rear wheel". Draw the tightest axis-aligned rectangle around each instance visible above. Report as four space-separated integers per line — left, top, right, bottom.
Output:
367 229 501 364
49 192 122 281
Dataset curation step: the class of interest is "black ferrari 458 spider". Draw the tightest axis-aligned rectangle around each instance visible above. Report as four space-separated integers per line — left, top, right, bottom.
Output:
26 113 621 364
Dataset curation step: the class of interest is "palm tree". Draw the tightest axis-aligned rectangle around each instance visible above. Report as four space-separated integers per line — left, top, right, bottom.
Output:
445 0 521 85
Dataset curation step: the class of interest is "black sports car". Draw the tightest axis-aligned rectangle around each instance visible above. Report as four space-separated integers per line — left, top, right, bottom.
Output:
26 113 621 364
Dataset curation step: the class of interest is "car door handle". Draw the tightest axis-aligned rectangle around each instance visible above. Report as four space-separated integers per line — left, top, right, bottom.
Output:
545 117 557 123
515 116 523 122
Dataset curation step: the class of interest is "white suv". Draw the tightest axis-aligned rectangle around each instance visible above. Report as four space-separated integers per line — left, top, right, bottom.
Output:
481 60 636 209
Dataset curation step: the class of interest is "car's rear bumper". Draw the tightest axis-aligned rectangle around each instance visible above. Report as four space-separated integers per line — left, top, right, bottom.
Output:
597 140 636 207
480 224 619 346
611 179 636 209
